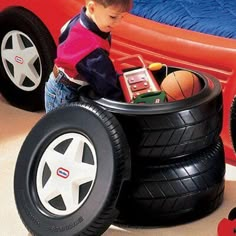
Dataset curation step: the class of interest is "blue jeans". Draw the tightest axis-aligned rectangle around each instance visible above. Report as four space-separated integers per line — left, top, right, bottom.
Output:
44 72 79 113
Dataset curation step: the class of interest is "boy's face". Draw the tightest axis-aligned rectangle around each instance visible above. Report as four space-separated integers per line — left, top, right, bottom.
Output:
86 1 129 32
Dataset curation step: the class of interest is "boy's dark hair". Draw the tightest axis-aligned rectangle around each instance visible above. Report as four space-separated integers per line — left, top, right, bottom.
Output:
91 0 132 11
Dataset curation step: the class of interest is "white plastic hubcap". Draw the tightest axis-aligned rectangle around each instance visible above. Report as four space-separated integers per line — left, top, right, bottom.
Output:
1 30 42 91
36 133 97 215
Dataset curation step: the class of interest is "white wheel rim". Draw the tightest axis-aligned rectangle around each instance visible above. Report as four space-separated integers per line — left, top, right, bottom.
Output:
36 133 97 216
1 30 42 91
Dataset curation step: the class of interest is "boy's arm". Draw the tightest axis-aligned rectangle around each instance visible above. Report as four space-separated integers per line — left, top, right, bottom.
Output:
76 48 122 100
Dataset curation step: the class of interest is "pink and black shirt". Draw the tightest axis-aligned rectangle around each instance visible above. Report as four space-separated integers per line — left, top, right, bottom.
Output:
55 7 122 100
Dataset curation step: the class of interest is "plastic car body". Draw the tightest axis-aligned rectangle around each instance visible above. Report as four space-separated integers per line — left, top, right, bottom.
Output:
0 0 236 164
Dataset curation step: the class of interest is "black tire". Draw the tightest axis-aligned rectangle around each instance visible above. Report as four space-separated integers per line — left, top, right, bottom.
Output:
230 97 236 152
0 7 56 111
14 102 131 236
228 207 236 220
116 138 225 226
80 70 223 161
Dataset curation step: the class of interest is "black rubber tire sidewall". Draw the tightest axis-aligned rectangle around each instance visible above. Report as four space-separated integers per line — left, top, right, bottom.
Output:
14 102 130 236
230 96 236 152
0 7 56 111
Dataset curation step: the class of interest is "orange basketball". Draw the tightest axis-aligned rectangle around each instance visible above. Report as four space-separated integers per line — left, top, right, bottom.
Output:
160 70 202 101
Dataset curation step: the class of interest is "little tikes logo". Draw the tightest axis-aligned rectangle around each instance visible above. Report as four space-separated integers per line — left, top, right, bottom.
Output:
15 56 24 64
57 167 70 179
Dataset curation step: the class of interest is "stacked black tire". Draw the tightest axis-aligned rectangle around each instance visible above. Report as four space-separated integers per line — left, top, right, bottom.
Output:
87 69 225 226
116 139 225 225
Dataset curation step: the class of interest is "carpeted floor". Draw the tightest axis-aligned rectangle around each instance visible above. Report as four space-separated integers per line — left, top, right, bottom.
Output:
0 96 235 236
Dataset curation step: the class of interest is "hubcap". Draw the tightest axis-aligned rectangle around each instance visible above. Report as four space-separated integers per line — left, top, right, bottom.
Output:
1 30 42 91
36 133 97 216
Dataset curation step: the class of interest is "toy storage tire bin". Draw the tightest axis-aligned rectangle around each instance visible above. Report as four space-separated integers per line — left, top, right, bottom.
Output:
0 7 56 111
80 68 223 162
14 103 131 236
13 68 224 235
116 138 225 226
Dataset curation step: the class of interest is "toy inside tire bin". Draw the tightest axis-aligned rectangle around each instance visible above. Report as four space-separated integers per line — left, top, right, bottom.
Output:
14 102 131 236
116 137 225 226
79 68 223 162
0 7 56 111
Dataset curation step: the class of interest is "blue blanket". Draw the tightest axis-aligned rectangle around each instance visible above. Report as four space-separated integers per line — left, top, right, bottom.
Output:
131 0 236 39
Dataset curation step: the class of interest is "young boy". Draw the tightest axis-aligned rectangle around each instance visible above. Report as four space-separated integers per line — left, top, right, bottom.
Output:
45 0 133 113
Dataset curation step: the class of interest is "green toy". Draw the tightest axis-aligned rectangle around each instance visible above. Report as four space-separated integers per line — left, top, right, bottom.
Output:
133 91 166 104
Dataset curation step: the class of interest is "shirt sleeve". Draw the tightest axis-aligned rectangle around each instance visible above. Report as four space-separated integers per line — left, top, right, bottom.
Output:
75 48 123 100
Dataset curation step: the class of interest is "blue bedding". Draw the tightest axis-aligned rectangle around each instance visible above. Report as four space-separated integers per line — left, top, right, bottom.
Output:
131 0 236 39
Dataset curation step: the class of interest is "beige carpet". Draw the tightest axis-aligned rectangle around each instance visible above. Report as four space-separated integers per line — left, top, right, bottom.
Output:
0 96 235 236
